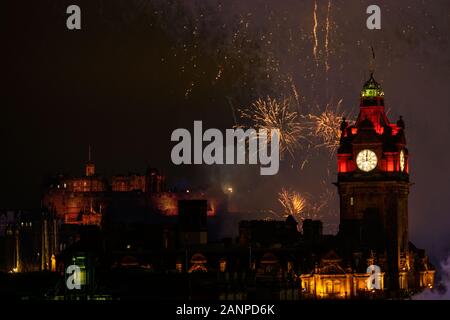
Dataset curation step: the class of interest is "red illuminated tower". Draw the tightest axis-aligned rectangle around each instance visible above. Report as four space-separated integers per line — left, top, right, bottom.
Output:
336 73 409 291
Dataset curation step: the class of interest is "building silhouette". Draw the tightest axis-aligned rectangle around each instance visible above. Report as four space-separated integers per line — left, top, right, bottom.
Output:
0 73 435 300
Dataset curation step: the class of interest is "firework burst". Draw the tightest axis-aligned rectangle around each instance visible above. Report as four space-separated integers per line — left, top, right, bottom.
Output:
278 188 307 218
304 99 351 154
277 188 324 223
239 97 308 158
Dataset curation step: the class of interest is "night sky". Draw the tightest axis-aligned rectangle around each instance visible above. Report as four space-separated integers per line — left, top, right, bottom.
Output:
1 0 449 262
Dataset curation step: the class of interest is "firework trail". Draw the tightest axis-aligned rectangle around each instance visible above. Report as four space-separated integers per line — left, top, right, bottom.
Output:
239 96 309 158
288 74 301 111
227 96 238 126
325 0 332 73
300 158 309 170
312 0 319 66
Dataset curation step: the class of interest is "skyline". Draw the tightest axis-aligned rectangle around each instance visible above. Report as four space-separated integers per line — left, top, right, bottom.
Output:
2 0 450 267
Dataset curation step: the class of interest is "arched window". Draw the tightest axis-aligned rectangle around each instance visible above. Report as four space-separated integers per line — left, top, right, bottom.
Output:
334 281 341 293
326 281 333 294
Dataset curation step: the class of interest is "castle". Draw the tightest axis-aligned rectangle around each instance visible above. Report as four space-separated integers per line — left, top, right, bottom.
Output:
42 155 220 225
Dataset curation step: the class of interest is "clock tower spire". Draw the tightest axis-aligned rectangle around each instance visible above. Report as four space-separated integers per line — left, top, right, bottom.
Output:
336 72 409 291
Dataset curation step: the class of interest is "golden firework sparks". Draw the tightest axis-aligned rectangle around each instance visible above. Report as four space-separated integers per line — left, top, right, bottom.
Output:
304 99 350 154
278 188 307 218
239 96 308 158
277 188 324 222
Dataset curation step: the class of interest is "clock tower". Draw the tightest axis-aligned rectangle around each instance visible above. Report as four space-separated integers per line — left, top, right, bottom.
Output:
336 73 409 291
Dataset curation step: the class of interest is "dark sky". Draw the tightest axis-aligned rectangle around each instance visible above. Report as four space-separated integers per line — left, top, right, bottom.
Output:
1 0 449 261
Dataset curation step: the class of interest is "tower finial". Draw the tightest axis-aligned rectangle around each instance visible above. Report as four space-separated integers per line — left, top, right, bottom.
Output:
369 46 376 74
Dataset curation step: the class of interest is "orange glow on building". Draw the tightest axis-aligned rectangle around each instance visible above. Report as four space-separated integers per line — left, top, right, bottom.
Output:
300 252 385 299
189 253 208 273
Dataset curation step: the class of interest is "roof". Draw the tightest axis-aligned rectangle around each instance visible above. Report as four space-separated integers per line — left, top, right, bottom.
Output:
322 250 342 263
190 253 207 264
261 253 279 264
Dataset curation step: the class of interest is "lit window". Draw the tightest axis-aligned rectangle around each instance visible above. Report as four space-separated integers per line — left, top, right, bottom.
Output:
334 281 341 293
220 260 227 273
326 281 333 294
350 197 354 206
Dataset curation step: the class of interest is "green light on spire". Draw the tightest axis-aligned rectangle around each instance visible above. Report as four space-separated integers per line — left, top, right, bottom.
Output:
361 73 384 98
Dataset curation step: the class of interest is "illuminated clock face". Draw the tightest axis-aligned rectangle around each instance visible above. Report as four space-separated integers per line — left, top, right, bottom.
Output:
356 149 378 172
400 150 405 172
